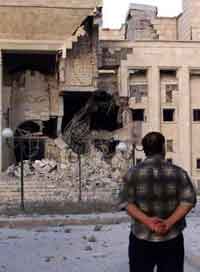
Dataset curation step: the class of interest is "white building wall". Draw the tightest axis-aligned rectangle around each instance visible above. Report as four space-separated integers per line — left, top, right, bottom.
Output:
178 0 200 41
190 74 200 177
160 73 179 164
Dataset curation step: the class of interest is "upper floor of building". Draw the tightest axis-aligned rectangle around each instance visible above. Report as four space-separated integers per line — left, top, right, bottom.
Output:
0 0 102 41
100 0 200 42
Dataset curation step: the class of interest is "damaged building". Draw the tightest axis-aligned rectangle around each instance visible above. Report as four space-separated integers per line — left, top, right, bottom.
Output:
0 0 102 168
1 0 200 207
99 0 200 192
0 0 132 206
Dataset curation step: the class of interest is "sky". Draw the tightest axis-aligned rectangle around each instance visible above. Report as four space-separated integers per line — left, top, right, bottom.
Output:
103 0 182 28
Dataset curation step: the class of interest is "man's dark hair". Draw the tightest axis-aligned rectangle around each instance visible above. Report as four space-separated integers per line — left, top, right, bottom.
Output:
142 132 165 156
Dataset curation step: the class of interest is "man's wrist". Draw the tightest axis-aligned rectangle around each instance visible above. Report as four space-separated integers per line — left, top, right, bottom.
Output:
164 218 174 229
142 215 151 226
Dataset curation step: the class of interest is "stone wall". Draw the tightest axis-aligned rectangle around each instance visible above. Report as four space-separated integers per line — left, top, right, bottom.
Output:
0 0 101 41
99 27 125 41
190 74 200 177
1 67 61 173
0 0 102 8
190 0 200 40
98 46 132 68
177 0 200 41
0 6 94 40
152 18 177 40
178 0 191 40
98 70 118 95
8 71 59 129
65 33 97 87
126 4 158 41
59 20 99 90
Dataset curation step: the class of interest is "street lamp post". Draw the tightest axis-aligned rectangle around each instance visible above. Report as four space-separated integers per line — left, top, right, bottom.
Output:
116 141 143 167
2 127 25 210
2 127 41 211
78 152 82 202
19 140 25 210
116 141 128 154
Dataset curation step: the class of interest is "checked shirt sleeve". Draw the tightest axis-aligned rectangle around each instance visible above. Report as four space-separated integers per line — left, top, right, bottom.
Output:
178 170 197 207
118 168 136 210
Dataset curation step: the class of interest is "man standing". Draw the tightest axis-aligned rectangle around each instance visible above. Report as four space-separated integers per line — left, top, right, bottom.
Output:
121 132 196 272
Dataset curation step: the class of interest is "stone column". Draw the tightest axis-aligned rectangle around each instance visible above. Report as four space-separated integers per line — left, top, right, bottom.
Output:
178 66 191 175
0 50 2 172
57 96 64 136
120 63 129 97
148 66 161 131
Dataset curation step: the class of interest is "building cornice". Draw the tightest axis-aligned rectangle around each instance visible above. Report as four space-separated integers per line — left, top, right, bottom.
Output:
0 0 101 9
0 39 64 51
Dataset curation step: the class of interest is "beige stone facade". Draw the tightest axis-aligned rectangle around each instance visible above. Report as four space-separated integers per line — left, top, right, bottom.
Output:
0 0 101 40
98 0 200 190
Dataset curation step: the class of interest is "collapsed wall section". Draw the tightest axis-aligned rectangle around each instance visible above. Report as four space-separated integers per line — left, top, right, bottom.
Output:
60 17 99 90
3 53 59 130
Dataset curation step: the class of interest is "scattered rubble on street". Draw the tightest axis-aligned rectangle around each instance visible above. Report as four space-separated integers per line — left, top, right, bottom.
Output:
0 205 199 272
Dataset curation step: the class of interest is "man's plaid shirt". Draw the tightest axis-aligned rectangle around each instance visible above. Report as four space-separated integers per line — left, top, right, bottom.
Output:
120 154 197 242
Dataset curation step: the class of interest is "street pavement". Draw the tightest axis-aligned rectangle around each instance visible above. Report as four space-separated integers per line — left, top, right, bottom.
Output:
0 221 199 272
0 200 199 271
185 261 199 272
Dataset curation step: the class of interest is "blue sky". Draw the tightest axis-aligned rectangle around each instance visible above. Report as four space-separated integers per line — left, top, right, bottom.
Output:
103 0 182 28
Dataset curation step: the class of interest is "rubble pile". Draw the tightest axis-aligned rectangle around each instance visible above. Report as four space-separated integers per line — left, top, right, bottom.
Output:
6 159 58 179
5 144 131 202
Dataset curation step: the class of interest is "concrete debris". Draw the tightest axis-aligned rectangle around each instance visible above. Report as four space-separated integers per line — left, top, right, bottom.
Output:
44 256 55 263
88 235 97 243
5 144 132 202
64 228 72 234
6 162 34 178
84 245 93 251
54 138 67 150
94 225 103 232
6 159 58 178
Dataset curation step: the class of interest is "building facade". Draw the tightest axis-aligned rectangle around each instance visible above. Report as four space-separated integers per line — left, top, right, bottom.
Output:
99 0 200 189
1 0 200 206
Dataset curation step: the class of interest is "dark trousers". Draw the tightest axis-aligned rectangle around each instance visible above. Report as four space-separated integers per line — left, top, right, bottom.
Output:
129 232 184 272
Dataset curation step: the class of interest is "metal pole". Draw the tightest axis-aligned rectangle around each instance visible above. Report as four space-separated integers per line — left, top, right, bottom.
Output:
78 153 82 202
20 141 25 210
132 143 135 167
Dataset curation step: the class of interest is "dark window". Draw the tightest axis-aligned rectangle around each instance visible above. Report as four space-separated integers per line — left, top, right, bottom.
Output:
166 140 173 152
193 109 200 122
43 117 58 139
196 159 200 169
160 70 177 78
132 109 145 121
136 159 142 165
167 158 173 164
163 109 175 122
129 69 147 77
